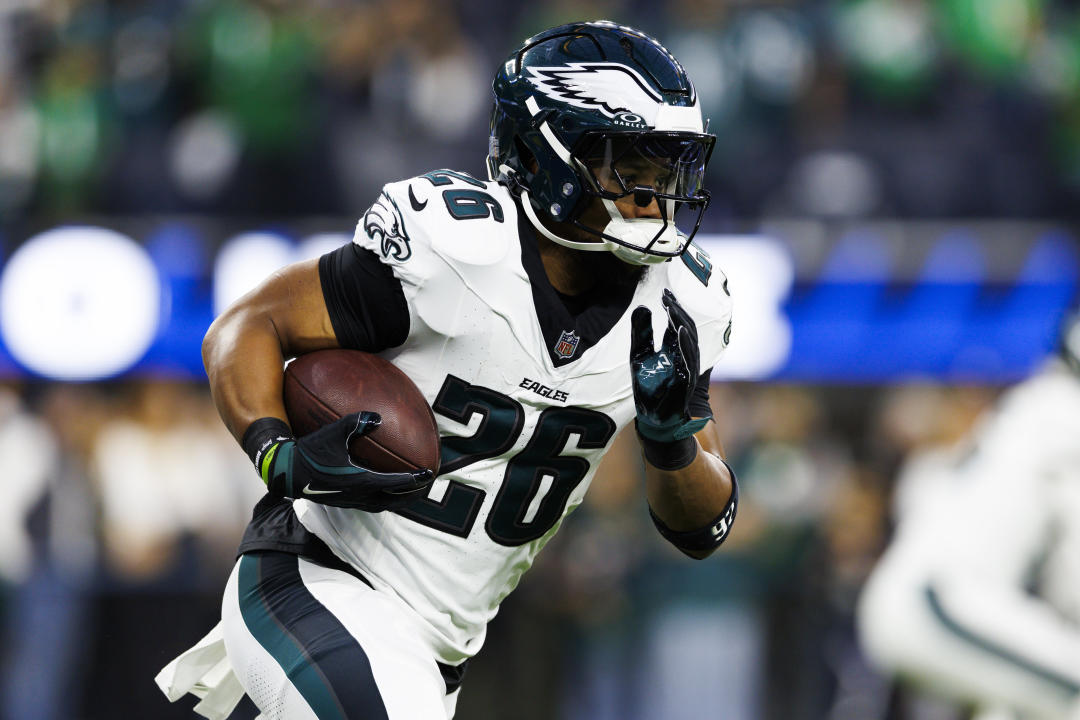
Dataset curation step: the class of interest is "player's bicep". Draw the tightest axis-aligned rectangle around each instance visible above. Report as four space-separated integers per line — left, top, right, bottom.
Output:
202 258 338 440
225 258 339 358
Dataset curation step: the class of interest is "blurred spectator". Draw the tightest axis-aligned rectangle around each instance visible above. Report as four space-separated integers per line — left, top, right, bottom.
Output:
0 383 55 584
92 380 259 583
85 380 260 719
327 0 489 209
0 0 1074 221
1 384 104 720
33 26 112 215
172 0 338 214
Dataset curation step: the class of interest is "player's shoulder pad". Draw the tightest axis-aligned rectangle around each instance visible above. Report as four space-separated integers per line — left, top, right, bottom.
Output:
367 170 516 268
665 241 733 368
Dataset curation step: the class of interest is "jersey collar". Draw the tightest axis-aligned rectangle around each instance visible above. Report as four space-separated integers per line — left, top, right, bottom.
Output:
514 200 643 368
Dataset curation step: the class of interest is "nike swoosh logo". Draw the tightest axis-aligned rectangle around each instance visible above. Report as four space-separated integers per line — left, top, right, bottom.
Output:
408 185 427 211
303 484 342 495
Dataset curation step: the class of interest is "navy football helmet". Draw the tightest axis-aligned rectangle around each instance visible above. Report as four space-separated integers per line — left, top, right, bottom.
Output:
487 21 714 265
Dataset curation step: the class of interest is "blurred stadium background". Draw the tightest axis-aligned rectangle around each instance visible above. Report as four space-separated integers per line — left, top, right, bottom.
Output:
0 0 1075 718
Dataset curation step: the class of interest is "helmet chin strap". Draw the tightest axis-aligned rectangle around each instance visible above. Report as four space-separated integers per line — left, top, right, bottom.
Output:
519 187 609 252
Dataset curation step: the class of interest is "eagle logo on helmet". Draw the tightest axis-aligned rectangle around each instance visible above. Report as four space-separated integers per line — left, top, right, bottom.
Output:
526 62 665 123
363 192 412 262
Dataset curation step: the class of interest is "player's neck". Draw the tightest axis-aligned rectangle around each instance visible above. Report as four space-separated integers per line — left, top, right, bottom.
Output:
535 234 598 296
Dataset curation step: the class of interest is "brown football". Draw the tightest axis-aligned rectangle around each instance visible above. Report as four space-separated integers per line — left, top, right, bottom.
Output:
283 349 440 474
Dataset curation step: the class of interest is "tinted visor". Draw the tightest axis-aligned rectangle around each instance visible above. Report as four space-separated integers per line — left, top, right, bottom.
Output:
574 132 714 253
577 132 714 202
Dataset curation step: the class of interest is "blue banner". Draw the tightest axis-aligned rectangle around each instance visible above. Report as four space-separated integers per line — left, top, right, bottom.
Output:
0 221 1074 383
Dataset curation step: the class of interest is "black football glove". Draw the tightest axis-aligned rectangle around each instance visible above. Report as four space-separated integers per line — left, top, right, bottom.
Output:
630 289 711 443
254 412 433 511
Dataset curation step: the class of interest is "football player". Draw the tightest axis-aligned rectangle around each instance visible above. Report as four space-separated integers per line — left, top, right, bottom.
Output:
157 21 737 720
857 312 1080 720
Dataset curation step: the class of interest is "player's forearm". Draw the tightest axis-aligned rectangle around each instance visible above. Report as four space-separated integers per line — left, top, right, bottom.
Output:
645 443 733 526
203 305 291 444
644 445 734 559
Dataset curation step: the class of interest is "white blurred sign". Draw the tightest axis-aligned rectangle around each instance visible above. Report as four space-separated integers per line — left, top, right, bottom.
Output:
212 231 349 316
696 234 794 380
0 226 161 380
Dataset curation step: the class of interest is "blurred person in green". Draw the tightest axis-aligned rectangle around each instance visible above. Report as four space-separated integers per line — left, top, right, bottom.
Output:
175 0 338 214
30 10 114 216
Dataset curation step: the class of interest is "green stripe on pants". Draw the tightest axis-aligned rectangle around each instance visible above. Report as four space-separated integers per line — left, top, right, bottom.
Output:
237 554 348 720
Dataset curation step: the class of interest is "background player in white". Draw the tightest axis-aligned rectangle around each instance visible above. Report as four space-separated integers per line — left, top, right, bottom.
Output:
158 20 738 720
857 312 1080 720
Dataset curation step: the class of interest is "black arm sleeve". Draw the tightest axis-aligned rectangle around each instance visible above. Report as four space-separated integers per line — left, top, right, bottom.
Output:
318 244 410 352
689 369 713 419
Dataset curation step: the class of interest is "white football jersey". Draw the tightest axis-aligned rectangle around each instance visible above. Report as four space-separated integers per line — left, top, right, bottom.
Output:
295 170 732 664
858 363 1080 719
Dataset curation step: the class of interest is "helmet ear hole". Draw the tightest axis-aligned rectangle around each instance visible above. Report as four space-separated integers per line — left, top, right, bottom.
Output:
514 136 539 174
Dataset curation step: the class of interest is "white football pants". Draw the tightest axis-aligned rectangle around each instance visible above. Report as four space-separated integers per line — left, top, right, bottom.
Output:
221 552 460 720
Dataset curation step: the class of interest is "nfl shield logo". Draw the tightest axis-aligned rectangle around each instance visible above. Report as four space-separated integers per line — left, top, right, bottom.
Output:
554 330 580 359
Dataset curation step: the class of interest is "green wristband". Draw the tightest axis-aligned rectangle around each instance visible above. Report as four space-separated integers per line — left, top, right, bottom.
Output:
241 417 293 486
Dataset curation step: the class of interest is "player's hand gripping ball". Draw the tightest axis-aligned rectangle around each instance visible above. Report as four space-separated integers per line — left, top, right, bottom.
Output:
257 350 440 511
630 289 711 443
258 412 434 511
